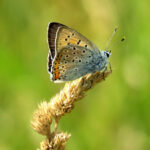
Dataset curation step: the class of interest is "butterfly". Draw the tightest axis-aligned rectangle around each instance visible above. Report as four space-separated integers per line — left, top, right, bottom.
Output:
47 22 111 82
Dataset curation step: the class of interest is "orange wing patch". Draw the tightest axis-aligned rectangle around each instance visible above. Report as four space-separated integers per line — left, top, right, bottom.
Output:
53 54 62 80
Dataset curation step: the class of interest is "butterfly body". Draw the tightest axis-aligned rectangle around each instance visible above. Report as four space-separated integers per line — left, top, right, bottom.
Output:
47 22 111 82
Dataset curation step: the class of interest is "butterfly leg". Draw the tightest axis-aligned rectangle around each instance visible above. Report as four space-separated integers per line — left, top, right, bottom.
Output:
108 62 112 72
102 66 107 80
102 62 112 80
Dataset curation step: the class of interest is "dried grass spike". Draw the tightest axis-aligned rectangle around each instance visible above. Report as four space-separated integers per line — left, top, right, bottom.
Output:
31 70 112 150
40 132 71 150
31 101 52 136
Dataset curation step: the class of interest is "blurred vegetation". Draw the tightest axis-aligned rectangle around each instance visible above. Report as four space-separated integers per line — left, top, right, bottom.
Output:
0 0 150 149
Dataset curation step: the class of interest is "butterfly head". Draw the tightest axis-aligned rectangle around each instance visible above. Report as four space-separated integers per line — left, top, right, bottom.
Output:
101 50 111 59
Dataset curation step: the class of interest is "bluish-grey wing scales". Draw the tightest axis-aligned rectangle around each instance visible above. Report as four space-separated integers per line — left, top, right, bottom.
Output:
51 45 100 81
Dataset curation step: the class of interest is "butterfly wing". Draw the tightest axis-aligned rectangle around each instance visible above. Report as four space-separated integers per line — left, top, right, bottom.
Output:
50 45 101 81
48 22 99 57
47 22 101 81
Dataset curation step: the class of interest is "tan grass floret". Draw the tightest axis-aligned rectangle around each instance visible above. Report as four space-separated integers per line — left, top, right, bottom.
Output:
31 71 111 149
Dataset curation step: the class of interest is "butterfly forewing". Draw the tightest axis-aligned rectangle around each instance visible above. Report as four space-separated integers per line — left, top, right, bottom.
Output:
48 22 99 57
56 27 99 53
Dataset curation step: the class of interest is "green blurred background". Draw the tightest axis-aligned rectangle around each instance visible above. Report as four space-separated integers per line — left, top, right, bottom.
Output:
0 0 150 149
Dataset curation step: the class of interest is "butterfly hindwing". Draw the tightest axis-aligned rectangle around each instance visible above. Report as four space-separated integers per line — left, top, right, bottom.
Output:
50 45 100 81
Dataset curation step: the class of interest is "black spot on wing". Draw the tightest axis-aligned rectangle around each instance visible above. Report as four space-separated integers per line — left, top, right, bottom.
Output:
77 40 81 45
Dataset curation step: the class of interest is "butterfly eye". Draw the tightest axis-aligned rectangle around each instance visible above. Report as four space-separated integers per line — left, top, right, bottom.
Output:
104 51 110 58
106 52 110 58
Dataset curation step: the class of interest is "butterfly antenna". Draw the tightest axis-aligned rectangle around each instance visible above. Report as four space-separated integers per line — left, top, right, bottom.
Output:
105 26 118 50
109 36 126 49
